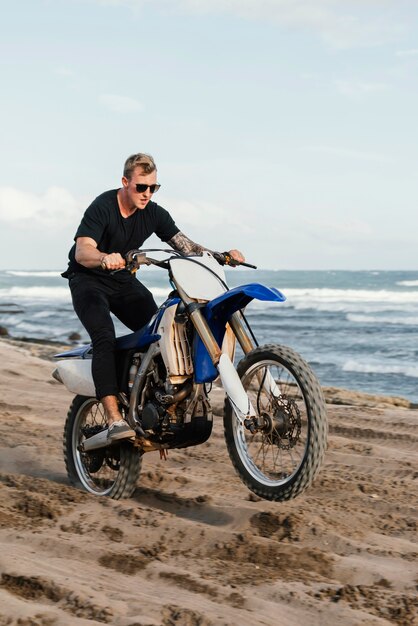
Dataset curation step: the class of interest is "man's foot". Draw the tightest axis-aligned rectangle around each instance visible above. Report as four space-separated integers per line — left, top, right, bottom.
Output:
107 419 136 442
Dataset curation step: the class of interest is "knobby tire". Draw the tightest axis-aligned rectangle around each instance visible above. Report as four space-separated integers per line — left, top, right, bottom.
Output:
63 395 141 499
223 344 328 501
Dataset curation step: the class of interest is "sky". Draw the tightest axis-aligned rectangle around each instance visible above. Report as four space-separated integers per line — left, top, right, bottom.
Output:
0 0 417 270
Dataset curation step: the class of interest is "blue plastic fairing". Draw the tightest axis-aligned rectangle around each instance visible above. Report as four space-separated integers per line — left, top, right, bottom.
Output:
207 283 285 314
115 328 161 351
114 296 180 350
55 296 180 358
194 283 286 383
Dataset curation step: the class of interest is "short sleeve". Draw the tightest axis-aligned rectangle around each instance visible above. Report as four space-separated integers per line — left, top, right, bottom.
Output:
154 204 180 242
74 198 108 244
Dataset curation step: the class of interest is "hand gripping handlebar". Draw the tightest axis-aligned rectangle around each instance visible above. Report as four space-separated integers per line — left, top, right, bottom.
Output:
122 249 257 273
212 251 257 269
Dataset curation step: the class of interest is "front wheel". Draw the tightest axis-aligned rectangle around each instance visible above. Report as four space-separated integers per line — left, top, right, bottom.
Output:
63 395 141 499
223 344 328 501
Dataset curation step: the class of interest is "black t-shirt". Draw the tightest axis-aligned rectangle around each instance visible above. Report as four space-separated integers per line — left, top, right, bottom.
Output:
65 189 180 281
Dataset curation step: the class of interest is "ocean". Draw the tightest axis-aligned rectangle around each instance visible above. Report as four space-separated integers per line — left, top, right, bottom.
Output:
1 267 418 403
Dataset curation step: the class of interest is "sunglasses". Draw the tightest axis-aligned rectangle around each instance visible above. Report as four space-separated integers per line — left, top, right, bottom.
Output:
135 183 161 194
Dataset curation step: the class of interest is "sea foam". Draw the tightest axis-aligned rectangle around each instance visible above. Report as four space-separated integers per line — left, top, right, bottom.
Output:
347 313 418 326
0 286 71 300
342 359 418 379
277 288 418 313
397 280 418 287
6 270 63 277
0 285 170 301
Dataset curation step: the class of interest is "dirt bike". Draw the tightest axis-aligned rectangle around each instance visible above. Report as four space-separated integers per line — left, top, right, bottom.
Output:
53 249 327 501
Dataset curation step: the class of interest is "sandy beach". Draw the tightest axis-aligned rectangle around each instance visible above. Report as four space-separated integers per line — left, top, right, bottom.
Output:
0 338 416 626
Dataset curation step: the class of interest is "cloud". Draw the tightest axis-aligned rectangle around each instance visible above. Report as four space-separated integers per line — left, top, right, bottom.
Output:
0 187 81 229
92 0 406 49
396 48 418 57
165 197 248 230
98 93 143 113
54 67 76 77
304 216 373 241
302 145 394 164
335 79 390 98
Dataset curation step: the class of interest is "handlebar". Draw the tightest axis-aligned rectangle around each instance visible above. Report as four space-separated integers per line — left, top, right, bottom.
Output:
111 249 257 275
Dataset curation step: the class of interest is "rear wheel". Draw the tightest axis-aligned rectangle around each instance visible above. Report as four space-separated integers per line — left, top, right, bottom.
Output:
223 344 327 501
63 395 141 499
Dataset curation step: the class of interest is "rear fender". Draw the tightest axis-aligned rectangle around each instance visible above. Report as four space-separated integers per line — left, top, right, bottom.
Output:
54 359 96 397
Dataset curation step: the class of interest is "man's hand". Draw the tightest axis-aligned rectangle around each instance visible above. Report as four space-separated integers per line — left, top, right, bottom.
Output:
215 249 246 267
75 237 126 271
214 250 257 269
228 249 245 264
100 252 125 271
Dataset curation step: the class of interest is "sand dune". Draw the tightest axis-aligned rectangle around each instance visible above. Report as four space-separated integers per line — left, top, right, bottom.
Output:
0 338 417 626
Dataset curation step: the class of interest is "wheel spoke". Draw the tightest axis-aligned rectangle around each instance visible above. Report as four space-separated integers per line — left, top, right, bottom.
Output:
74 399 120 495
64 395 142 499
232 359 309 487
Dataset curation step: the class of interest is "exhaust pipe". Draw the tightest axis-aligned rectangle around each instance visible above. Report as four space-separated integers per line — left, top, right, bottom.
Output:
80 430 110 452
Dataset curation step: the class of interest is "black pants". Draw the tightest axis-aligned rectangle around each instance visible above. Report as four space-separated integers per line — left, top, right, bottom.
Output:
69 273 157 399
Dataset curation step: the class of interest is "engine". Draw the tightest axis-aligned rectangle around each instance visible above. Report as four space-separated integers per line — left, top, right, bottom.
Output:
131 303 215 449
140 370 213 450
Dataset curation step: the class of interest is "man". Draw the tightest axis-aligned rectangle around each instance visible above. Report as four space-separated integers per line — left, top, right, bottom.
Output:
64 153 244 442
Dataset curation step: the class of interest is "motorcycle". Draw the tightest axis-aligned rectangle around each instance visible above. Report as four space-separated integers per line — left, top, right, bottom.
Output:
53 249 327 501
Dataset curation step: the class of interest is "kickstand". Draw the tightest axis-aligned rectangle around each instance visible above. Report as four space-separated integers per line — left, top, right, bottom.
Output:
159 449 168 461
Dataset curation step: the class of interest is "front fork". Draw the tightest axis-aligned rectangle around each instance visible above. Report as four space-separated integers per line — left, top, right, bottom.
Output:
174 283 259 425
187 302 281 429
227 313 281 428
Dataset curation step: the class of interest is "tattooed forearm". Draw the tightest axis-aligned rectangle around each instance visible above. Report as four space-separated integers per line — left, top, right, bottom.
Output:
168 232 212 256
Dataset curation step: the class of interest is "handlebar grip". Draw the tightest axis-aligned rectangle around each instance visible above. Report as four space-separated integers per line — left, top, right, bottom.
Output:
215 251 257 269
223 252 239 267
212 252 227 265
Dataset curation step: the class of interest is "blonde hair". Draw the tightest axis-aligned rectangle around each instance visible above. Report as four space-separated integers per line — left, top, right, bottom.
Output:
123 153 157 178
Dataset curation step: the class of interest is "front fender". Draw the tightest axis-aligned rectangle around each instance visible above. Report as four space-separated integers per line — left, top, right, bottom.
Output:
206 283 285 319
194 283 286 383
